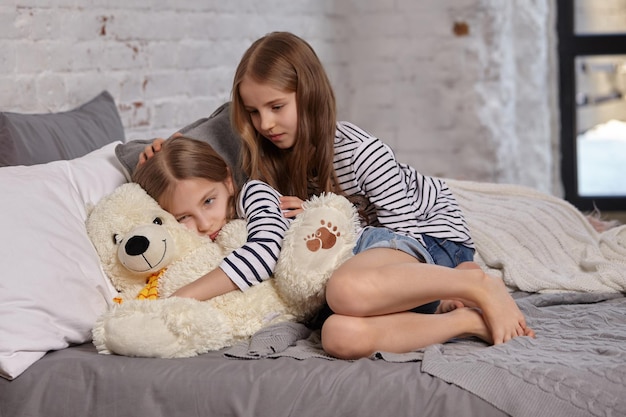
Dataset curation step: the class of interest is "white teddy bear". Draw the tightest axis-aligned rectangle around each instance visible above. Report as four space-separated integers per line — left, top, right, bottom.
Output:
86 182 359 358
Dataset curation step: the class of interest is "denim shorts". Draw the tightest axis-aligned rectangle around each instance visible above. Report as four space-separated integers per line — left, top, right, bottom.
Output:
308 227 476 328
353 226 476 315
354 226 475 268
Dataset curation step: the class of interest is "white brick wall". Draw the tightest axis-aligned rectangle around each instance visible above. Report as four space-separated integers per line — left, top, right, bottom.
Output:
0 0 559 194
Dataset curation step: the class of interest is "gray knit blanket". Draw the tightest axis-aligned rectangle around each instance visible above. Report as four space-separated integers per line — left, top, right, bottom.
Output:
226 292 626 417
225 180 626 416
447 179 626 293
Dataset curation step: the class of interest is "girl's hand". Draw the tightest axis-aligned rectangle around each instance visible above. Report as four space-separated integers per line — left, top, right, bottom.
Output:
137 133 183 166
137 138 166 166
280 196 304 218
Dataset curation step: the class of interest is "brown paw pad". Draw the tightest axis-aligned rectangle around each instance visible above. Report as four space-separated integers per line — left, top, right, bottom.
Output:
304 220 341 252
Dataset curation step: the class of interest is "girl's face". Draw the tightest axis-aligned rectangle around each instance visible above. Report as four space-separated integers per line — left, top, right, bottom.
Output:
238 76 298 149
160 176 234 240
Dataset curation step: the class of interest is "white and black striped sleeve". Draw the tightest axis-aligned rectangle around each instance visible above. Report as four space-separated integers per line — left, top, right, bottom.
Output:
336 121 473 247
351 137 430 235
219 180 291 290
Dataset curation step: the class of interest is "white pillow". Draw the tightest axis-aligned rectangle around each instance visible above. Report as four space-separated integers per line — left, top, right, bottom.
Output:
0 142 126 380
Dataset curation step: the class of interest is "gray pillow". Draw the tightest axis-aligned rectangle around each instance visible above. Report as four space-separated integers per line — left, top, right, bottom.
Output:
0 91 124 167
115 102 245 186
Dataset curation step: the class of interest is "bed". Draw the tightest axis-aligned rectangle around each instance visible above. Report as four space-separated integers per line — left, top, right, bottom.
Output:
1 92 625 417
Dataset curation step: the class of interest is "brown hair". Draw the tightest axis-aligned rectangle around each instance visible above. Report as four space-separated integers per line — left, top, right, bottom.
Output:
132 136 238 219
231 31 340 200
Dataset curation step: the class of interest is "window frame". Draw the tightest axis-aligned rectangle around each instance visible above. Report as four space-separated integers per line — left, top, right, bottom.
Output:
557 0 626 211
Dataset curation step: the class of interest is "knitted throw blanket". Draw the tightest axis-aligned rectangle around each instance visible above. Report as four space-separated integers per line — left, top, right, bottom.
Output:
224 181 626 417
446 180 626 293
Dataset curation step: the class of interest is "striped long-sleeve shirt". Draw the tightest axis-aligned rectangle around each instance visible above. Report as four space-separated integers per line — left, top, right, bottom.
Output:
334 121 474 248
219 180 291 290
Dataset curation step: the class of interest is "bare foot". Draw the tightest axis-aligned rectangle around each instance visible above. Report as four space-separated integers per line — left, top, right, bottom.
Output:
436 299 465 314
523 326 536 338
453 307 493 344
466 271 534 344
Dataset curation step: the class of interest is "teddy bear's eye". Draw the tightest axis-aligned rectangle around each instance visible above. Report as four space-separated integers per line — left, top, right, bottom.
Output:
112 234 122 245
153 217 163 225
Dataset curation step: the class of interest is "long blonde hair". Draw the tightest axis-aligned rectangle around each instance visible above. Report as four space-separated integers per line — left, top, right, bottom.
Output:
231 31 340 200
132 136 238 220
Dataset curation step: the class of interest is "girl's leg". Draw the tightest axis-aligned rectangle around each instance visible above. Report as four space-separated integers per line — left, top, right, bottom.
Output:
436 261 481 313
321 307 491 360
325 248 532 345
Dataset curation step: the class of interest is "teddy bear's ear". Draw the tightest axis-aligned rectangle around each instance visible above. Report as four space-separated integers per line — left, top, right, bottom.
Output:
85 182 180 295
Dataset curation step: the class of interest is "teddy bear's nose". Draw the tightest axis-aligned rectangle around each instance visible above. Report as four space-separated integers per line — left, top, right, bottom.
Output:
125 235 150 256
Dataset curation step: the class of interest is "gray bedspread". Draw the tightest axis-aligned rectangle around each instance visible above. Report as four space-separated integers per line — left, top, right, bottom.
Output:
3 292 624 417
225 292 626 417
0 343 505 417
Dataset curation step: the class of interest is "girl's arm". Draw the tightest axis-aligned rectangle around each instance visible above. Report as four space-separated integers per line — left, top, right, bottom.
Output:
219 180 291 289
170 181 288 301
340 122 472 246
171 268 238 300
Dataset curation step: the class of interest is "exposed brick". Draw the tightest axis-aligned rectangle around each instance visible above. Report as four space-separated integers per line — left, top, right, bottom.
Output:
0 0 558 194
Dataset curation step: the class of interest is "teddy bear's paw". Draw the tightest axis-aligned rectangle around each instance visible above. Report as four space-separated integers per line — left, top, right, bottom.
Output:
215 219 247 253
94 299 234 358
288 193 359 267
161 298 234 353
92 314 113 355
304 220 341 252
106 313 180 358
274 193 360 319
280 207 356 276
96 301 182 358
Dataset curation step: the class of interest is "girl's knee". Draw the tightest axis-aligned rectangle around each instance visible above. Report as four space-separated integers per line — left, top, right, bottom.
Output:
321 315 372 359
325 268 375 316
325 273 350 310
325 277 361 316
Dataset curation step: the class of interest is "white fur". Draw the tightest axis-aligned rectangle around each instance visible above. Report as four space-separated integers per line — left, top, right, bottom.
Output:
87 183 359 358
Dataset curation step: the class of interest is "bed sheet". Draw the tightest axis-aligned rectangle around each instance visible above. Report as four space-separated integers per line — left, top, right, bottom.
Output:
222 292 626 417
0 342 506 417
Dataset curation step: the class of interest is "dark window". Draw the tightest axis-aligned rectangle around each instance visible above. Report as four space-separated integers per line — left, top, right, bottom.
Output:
558 0 626 211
